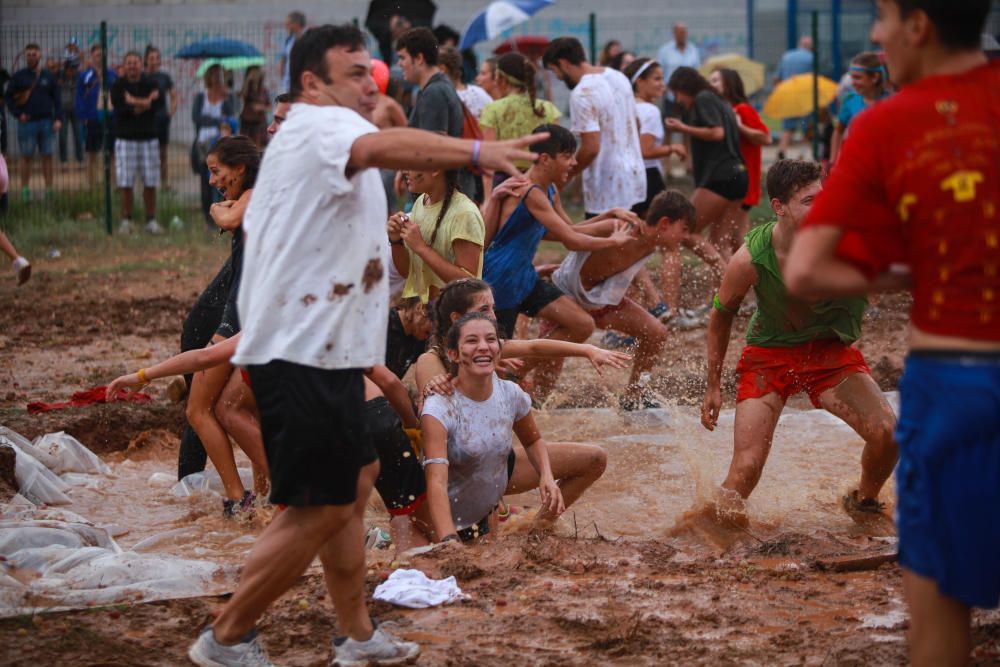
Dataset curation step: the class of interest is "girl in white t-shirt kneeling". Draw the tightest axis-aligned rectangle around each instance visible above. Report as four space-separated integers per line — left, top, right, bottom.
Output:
421 312 607 543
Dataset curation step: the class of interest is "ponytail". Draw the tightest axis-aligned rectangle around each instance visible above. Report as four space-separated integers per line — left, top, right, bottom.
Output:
427 170 459 246
496 52 544 118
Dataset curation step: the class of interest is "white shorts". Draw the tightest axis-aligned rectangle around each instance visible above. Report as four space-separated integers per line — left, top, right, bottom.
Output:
115 139 160 188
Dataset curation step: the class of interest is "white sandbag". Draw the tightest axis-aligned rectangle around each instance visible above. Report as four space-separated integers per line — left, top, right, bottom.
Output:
0 520 119 553
0 426 59 470
4 442 71 506
147 472 176 487
171 468 254 497
31 432 112 475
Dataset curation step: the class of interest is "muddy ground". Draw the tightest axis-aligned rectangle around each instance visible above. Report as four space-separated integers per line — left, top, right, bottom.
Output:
1 243 998 666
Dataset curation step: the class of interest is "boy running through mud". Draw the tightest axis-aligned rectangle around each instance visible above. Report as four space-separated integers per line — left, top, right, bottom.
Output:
701 159 898 524
785 2 999 663
185 24 546 667
547 190 696 410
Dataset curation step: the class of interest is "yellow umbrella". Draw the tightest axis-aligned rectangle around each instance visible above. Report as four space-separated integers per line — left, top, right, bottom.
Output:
763 73 839 119
699 53 766 96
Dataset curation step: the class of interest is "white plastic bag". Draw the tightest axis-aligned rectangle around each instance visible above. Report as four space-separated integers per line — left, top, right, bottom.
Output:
171 468 254 497
31 432 112 475
5 442 71 506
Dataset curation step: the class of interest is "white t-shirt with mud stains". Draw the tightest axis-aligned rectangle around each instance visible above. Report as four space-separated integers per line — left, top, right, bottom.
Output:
233 103 389 370
569 68 646 214
421 374 532 530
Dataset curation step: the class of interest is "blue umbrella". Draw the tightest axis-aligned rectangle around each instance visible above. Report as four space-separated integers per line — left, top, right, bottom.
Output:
176 38 262 60
458 0 555 51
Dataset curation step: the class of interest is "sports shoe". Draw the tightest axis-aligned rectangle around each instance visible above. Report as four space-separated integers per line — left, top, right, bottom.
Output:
145 218 164 235
364 526 391 550
842 489 886 516
601 330 637 349
619 394 662 411
331 624 420 666
188 626 276 667
223 490 256 519
118 218 134 234
11 256 31 286
670 306 710 331
648 302 673 323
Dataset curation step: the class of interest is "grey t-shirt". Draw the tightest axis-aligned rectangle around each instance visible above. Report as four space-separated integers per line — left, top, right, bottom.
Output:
421 374 532 530
687 90 745 187
409 72 476 199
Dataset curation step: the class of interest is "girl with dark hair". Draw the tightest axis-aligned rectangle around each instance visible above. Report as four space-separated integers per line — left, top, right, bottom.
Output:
599 40 622 67
387 167 486 304
478 52 561 192
830 52 889 165
709 67 772 252
439 45 492 120
238 65 271 148
663 66 748 318
420 312 608 542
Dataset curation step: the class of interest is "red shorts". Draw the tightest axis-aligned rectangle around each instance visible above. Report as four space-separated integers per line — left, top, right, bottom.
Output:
735 339 871 408
240 368 251 387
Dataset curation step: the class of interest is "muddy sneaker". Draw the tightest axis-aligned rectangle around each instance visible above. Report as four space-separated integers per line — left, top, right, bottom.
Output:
11 257 31 286
842 490 886 516
601 330 637 349
648 302 673 323
188 626 276 667
670 307 708 331
365 526 392 550
118 218 134 235
223 490 256 519
145 218 164 235
619 394 662 411
331 624 419 666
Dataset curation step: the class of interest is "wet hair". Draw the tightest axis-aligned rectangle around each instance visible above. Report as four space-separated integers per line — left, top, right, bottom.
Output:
287 11 306 28
713 68 749 105
667 66 718 99
766 159 822 204
496 52 544 117
849 51 886 95
646 190 697 232
431 278 492 355
274 92 291 104
289 24 366 100
438 45 463 83
426 170 460 246
445 312 499 353
397 27 439 66
623 57 660 93
530 123 577 156
598 40 621 66
206 135 262 192
891 0 990 50
542 37 587 68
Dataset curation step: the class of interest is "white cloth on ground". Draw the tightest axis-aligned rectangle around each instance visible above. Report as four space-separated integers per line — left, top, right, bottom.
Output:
551 250 649 311
372 568 467 608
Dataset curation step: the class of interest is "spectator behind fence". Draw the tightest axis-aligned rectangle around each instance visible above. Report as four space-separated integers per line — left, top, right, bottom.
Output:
0 65 10 154
76 44 117 189
775 36 815 159
238 65 271 148
111 51 162 235
144 46 176 188
5 43 62 202
396 27 476 199
280 10 307 92
58 58 83 167
657 22 701 114
191 64 234 227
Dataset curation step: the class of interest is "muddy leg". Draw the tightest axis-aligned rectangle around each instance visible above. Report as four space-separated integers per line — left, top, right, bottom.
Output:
903 568 971 666
507 441 607 524
593 299 668 401
215 369 269 496
722 392 785 499
516 296 594 401
816 372 898 502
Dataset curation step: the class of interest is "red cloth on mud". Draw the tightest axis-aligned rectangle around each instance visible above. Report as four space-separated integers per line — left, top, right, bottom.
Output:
27 386 153 413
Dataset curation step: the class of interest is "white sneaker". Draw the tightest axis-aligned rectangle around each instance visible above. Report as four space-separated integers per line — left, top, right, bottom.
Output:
11 256 31 286
188 626 276 667
331 625 420 666
145 219 164 234
118 219 134 234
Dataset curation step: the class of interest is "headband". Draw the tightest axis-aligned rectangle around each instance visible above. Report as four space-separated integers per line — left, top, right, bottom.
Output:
630 60 656 85
850 65 886 76
498 70 526 88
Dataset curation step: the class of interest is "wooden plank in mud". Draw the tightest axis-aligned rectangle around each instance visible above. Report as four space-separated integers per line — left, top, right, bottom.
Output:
813 551 897 572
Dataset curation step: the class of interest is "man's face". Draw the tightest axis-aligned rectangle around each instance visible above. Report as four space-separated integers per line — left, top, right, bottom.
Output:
547 61 579 90
25 48 40 69
396 49 420 84
268 101 291 136
146 50 161 72
301 47 378 120
91 47 103 67
674 24 688 46
123 54 142 80
45 58 59 73
871 0 920 87
781 180 823 227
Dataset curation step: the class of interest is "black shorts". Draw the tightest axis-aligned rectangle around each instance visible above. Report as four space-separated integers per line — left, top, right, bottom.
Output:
84 119 114 154
700 168 749 202
367 397 426 515
246 361 376 507
495 278 567 338
155 116 171 146
631 167 667 218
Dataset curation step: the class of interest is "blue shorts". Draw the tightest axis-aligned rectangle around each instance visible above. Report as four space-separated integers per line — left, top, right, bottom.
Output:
895 352 1000 609
781 115 808 132
17 118 54 156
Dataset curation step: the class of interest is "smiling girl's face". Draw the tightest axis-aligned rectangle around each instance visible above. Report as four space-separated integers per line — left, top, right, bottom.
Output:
449 318 500 378
206 154 246 201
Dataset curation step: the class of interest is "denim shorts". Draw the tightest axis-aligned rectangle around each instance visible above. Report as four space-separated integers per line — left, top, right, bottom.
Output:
17 118 54 156
895 351 1000 609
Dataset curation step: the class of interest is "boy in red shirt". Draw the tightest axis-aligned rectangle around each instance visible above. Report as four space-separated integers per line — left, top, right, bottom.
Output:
785 2 999 664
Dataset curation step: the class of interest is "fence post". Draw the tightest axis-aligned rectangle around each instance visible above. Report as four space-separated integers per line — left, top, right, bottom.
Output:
831 0 842 79
101 21 112 236
588 13 596 64
811 10 820 161
747 0 755 59
787 0 798 50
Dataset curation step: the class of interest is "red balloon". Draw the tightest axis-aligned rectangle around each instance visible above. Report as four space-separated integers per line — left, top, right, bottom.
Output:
371 58 390 95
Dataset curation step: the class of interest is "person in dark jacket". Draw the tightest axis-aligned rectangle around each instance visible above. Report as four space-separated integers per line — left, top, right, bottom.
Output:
190 64 234 226
5 43 62 200
76 43 117 189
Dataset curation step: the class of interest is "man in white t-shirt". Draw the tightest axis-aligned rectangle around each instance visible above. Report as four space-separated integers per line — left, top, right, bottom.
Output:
188 24 546 667
542 37 645 217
